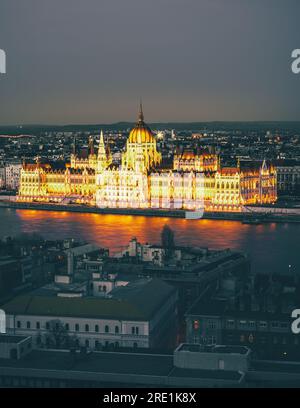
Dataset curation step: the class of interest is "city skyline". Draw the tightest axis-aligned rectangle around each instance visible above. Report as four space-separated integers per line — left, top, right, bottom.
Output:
1 0 300 393
0 0 300 125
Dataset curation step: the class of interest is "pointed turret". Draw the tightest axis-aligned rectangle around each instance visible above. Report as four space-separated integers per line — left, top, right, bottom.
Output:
97 131 106 159
97 130 110 172
261 158 268 175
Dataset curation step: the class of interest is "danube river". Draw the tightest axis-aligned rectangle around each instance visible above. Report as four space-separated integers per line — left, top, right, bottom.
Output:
0 207 299 275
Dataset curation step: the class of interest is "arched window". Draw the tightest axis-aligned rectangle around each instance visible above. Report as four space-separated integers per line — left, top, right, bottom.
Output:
105 325 109 333
115 326 119 334
95 324 99 332
85 324 89 332
75 324 79 332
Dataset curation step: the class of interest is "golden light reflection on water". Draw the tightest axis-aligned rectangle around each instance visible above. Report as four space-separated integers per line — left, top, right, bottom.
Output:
1 208 297 274
16 209 265 251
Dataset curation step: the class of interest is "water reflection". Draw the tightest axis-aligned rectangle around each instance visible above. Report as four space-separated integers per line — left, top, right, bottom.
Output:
0 208 299 275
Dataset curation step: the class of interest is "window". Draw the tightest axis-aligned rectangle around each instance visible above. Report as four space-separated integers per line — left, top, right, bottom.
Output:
218 359 225 370
26 321 31 329
36 322 40 330
259 321 267 328
46 322 50 330
75 324 79 332
85 339 89 348
207 320 216 330
95 324 99 332
136 327 139 335
115 326 119 334
17 321 21 329
105 325 109 333
65 323 69 331
226 320 235 328
85 324 89 332
103 286 107 293
131 327 135 335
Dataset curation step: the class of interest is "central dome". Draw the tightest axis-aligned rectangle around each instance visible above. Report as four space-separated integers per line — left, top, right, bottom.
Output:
128 104 155 144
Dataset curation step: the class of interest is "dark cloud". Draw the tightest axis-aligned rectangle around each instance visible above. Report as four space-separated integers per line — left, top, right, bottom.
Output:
0 0 299 124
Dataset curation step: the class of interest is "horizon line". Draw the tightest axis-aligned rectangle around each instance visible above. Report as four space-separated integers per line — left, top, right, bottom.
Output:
1 119 300 128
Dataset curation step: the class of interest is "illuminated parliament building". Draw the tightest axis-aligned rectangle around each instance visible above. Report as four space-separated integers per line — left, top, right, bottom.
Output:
18 106 277 212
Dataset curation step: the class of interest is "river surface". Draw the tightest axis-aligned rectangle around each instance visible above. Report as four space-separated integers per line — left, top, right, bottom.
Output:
0 208 299 275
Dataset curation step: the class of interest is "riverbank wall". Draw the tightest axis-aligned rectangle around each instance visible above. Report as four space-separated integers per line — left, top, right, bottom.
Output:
0 200 300 223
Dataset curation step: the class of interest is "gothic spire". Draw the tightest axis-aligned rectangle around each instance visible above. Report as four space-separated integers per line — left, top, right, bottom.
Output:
138 99 144 123
98 130 106 158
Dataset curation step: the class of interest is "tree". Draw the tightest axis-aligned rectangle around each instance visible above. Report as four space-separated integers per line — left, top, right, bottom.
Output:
161 225 175 260
45 319 70 349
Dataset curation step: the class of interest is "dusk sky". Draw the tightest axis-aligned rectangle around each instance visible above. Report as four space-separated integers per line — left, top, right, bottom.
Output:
0 0 300 124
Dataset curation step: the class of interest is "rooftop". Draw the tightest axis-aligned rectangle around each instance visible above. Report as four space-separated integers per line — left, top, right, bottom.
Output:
0 349 244 385
2 278 176 321
177 343 250 355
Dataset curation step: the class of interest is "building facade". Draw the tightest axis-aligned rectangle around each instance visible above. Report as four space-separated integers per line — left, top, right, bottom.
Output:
274 160 300 196
3 278 178 350
18 106 277 211
5 163 22 190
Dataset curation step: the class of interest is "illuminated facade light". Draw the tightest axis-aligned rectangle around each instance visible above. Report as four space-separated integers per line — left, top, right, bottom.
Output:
18 107 277 212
